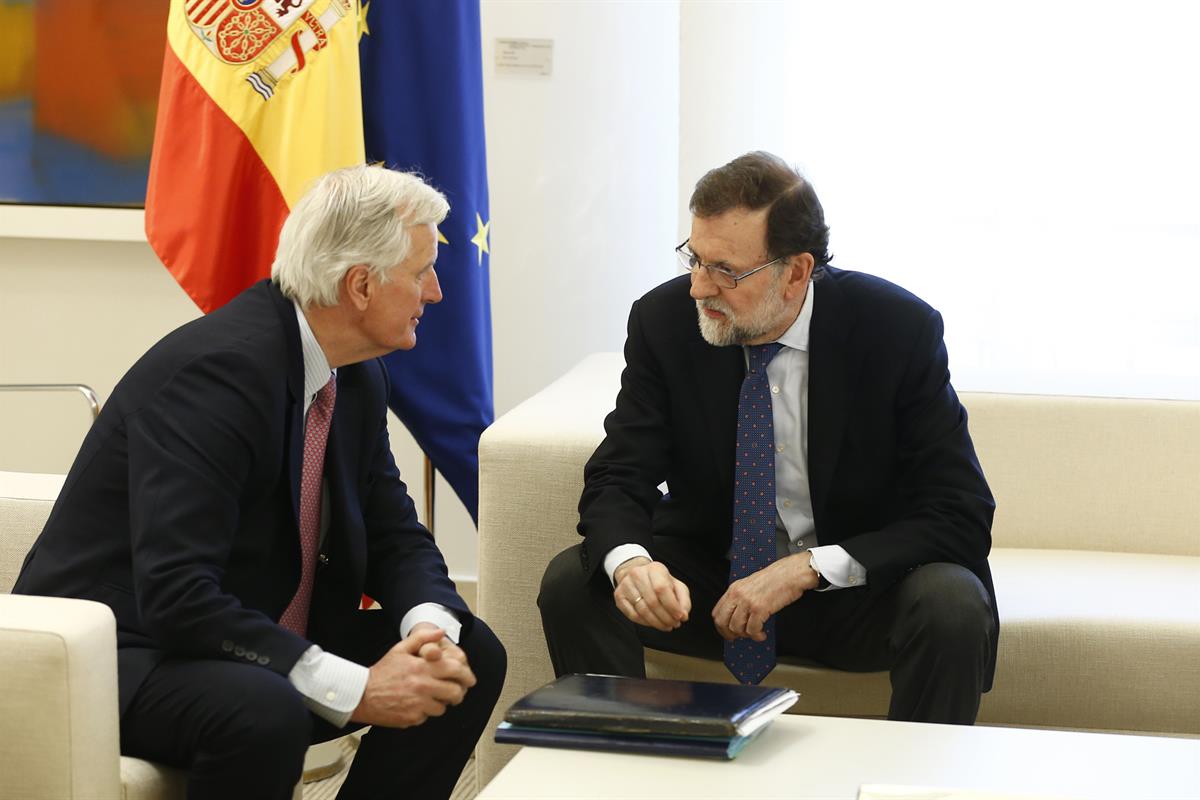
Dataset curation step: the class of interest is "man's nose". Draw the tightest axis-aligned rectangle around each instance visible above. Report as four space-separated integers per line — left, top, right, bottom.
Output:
689 268 719 300
425 268 444 304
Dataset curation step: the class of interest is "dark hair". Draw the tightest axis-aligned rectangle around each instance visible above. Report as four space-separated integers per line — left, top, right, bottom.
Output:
689 151 831 277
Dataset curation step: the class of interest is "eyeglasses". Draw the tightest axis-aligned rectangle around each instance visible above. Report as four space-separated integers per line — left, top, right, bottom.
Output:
675 239 784 289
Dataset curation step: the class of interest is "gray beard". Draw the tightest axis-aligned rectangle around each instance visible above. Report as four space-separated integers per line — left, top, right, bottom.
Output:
695 281 791 347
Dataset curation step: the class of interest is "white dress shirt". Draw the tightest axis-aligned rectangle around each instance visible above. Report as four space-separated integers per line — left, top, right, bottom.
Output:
604 281 868 589
287 303 461 726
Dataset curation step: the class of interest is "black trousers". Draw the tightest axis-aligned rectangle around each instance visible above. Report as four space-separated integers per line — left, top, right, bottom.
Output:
539 537 994 725
120 611 506 800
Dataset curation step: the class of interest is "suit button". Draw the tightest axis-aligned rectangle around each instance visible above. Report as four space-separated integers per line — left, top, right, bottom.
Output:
234 646 246 656
246 651 257 661
257 655 271 666
221 640 233 652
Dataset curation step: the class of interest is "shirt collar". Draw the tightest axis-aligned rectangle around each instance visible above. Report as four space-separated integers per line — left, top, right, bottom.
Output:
292 301 335 403
776 279 815 353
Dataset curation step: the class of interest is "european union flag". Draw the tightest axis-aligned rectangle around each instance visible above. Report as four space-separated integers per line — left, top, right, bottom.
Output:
360 1 493 523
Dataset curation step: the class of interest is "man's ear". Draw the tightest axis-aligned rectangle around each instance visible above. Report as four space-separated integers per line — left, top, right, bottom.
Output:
783 253 815 301
343 265 373 311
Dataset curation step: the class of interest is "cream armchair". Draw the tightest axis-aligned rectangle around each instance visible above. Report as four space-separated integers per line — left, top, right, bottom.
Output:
1 473 327 799
1 471 189 799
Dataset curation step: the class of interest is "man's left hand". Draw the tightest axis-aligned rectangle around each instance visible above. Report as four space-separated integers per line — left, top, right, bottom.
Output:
712 553 820 641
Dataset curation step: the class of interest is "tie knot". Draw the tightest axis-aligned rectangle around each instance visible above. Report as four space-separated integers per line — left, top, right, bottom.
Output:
313 375 336 411
747 342 784 375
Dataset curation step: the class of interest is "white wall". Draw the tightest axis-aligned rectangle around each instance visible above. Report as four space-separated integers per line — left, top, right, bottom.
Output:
0 233 198 473
679 1 1200 401
481 1 680 414
678 4 795 236
0 1 680 582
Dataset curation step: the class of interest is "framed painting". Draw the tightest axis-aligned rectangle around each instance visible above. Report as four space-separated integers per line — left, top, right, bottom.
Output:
0 0 167 208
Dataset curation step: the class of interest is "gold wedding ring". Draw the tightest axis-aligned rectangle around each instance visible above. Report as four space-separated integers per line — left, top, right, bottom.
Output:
632 596 644 605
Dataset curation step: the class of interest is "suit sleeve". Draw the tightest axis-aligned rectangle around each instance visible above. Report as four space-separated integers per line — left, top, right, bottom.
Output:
359 360 470 629
577 298 674 576
838 309 995 588
126 349 311 676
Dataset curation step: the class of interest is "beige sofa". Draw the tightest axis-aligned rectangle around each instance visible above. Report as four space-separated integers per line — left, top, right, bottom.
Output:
475 352 1200 787
0 472 315 800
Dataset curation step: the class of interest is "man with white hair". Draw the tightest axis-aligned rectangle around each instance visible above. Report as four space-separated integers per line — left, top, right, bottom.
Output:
15 164 505 799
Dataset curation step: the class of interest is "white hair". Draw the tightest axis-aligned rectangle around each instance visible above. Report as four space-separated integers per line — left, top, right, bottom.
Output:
272 164 449 307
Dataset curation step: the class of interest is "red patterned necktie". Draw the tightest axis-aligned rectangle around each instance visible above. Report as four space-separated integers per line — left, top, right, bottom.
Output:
279 375 336 637
724 342 784 684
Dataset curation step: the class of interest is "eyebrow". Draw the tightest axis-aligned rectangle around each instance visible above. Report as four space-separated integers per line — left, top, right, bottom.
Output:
689 246 732 269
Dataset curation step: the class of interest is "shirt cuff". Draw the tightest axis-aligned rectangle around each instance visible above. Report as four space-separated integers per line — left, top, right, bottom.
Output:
399 603 462 643
808 545 867 590
287 645 370 728
603 544 653 587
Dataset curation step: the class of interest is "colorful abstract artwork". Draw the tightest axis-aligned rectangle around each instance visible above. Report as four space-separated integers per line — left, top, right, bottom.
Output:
0 0 167 207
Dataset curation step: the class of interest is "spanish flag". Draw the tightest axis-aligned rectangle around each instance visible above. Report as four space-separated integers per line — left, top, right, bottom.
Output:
145 0 364 313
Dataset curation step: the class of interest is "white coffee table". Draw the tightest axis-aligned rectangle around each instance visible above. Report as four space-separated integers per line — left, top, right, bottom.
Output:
477 715 1199 799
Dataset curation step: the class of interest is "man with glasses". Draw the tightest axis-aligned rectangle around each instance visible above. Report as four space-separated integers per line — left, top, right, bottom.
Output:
539 151 998 724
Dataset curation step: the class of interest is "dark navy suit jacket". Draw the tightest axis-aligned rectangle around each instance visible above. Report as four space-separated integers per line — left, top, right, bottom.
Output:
577 268 998 685
15 280 467 715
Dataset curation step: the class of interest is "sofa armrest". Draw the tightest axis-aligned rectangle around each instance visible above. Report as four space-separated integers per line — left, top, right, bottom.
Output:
0 594 122 800
475 353 624 787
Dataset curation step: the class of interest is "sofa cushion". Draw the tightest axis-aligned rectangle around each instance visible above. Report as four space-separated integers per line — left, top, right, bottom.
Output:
118 757 187 800
982 548 1200 733
646 547 1200 734
964 393 1200 556
1 471 64 592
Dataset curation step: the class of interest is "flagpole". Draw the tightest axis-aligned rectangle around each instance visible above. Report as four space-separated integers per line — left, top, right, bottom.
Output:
424 455 436 536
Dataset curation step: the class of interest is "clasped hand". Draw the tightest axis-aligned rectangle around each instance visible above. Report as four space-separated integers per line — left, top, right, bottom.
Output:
613 553 819 641
351 622 476 728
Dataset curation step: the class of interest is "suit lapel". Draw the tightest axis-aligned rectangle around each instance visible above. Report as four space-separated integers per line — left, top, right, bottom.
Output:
690 339 744 490
807 272 856 517
265 281 307 528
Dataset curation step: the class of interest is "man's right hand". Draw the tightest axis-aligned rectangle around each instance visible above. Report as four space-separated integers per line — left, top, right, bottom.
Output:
613 557 691 632
350 627 476 728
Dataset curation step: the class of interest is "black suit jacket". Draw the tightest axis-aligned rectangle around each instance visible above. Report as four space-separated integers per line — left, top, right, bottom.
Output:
15 280 467 715
578 269 997 681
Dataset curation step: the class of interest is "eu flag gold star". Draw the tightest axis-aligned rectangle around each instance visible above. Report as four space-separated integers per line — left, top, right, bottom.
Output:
470 212 491 265
437 228 449 245
358 1 371 39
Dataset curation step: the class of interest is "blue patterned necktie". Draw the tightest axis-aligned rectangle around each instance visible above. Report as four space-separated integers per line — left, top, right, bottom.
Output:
724 341 784 684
